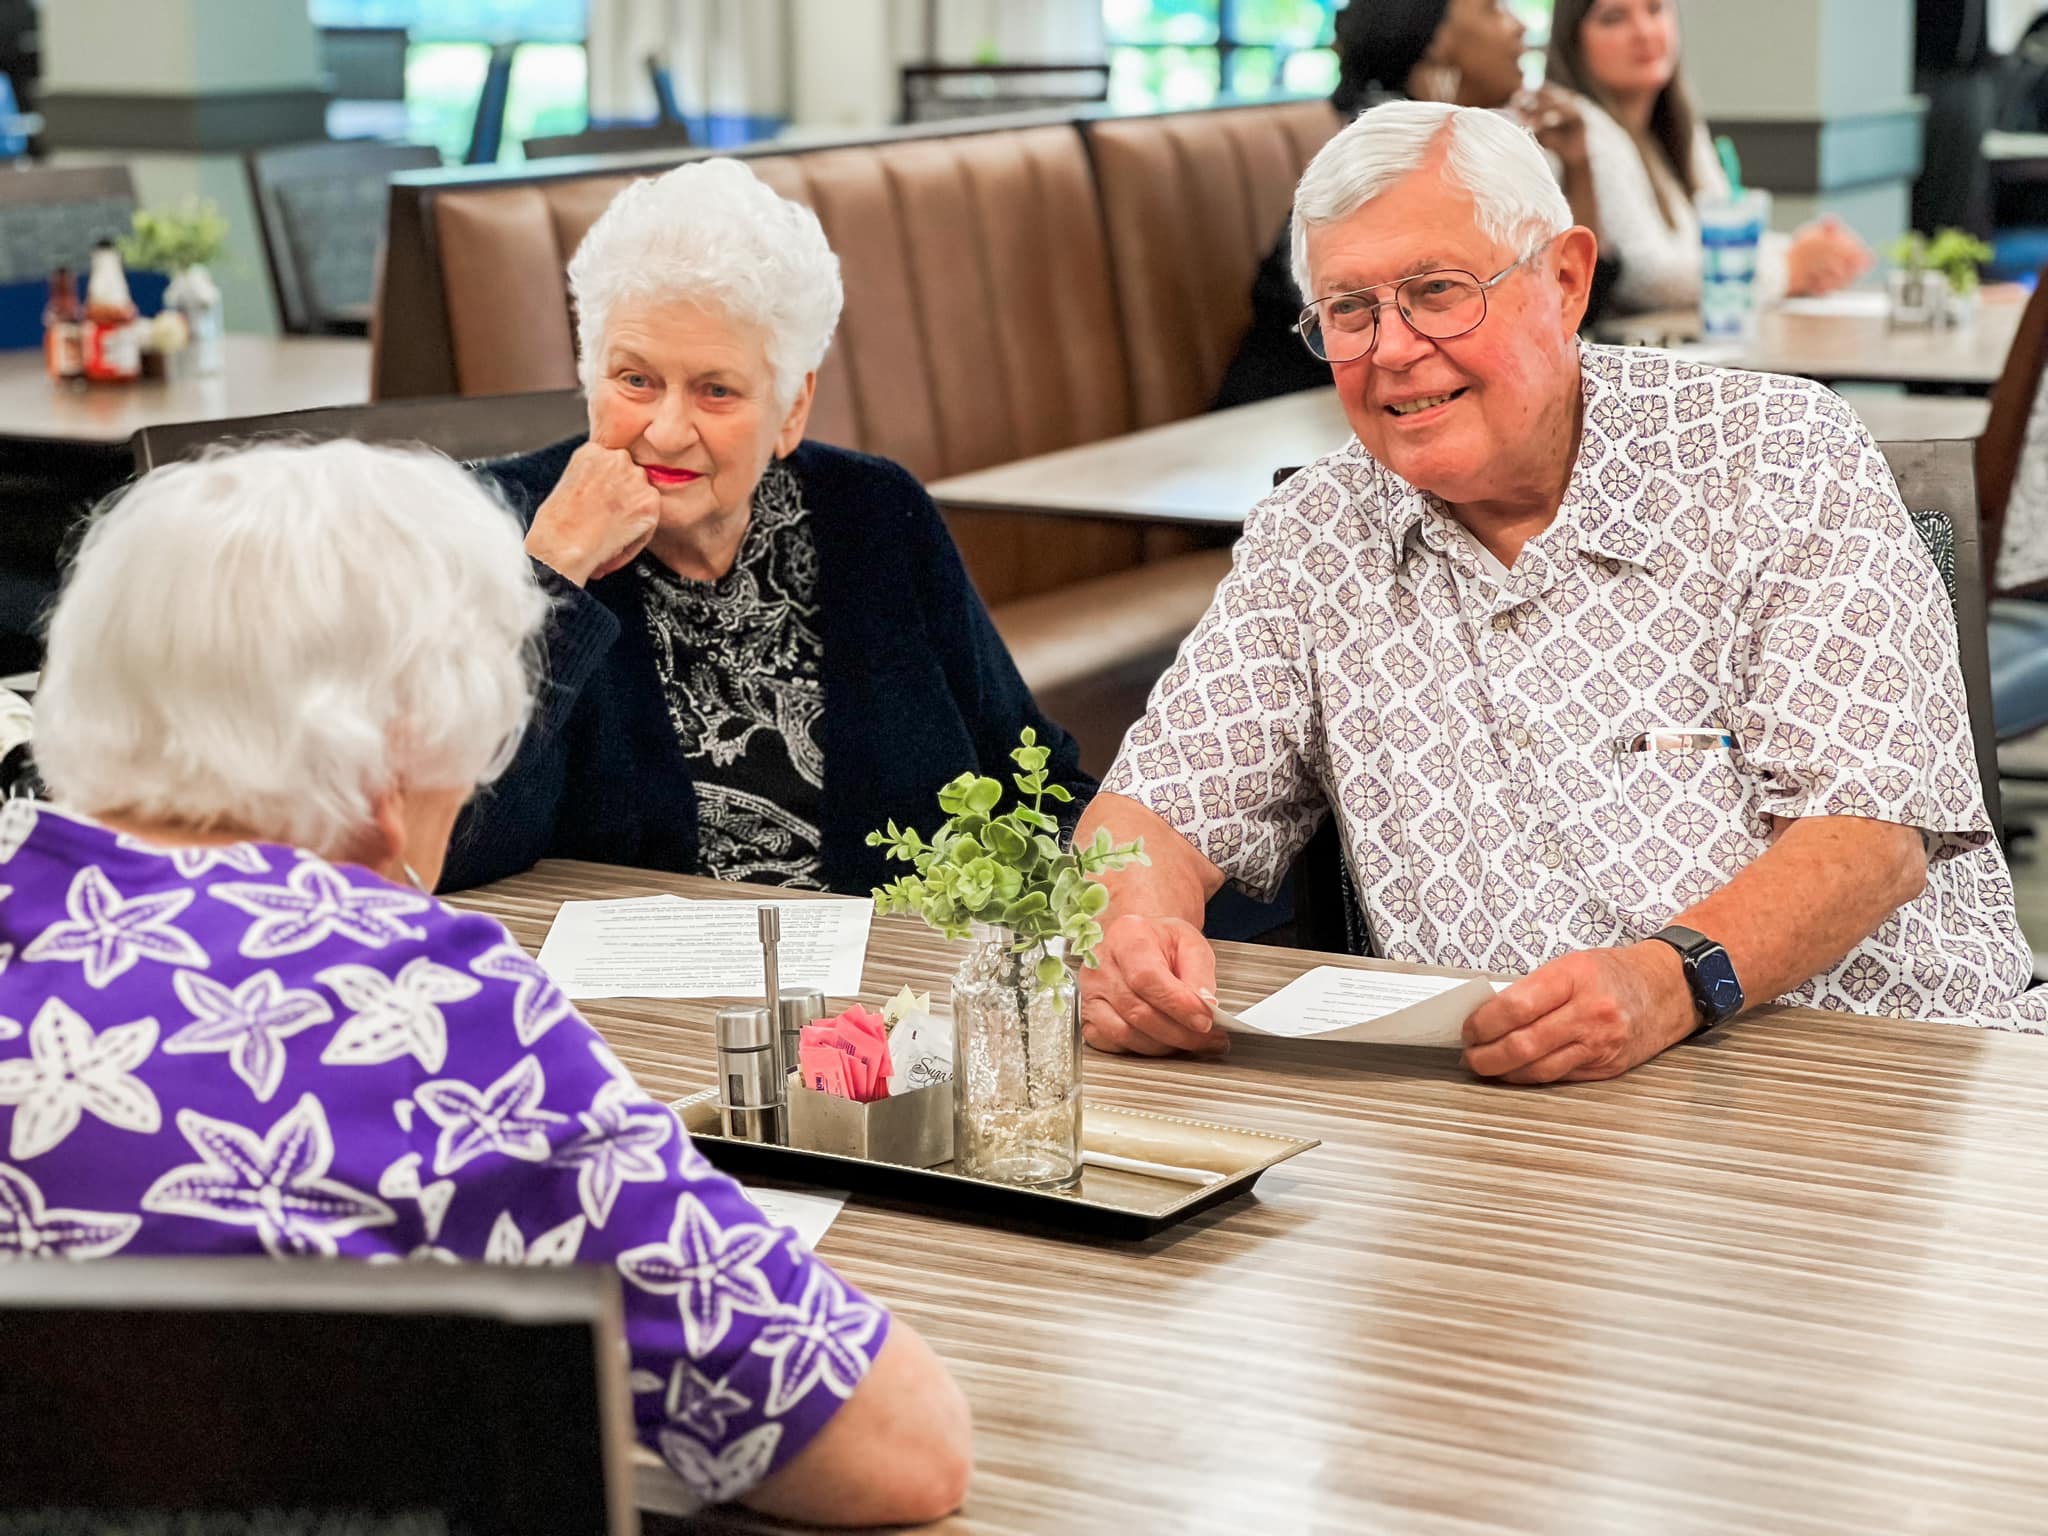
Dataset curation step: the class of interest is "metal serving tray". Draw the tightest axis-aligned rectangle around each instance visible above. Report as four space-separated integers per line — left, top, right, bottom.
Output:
671 1090 1317 1240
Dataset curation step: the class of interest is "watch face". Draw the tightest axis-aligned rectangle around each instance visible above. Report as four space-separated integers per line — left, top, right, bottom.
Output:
1692 945 1744 1022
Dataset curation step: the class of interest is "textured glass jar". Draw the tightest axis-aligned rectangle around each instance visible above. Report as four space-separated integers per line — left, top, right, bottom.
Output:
950 924 1081 1189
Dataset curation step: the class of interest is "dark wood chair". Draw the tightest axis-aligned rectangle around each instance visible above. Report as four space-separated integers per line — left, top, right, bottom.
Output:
1974 268 2048 588
131 388 588 473
245 139 442 336
0 1259 638 1533
1287 440 2003 957
524 121 692 161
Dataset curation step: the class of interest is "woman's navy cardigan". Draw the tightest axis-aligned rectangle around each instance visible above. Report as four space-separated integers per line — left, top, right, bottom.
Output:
441 436 1096 895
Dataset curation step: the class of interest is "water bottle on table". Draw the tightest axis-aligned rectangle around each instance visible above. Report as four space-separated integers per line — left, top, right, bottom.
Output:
1697 136 1768 341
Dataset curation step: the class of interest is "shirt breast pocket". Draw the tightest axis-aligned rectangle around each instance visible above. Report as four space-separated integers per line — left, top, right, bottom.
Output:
1606 744 1763 858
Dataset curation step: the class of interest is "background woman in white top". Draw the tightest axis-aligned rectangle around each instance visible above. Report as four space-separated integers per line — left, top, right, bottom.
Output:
1545 0 1871 316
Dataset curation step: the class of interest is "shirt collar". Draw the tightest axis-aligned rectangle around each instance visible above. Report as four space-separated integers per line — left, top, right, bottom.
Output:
1376 346 1655 573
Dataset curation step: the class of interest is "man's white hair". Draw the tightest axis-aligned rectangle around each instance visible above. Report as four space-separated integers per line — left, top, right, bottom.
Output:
36 440 548 853
1290 100 1573 301
568 157 844 407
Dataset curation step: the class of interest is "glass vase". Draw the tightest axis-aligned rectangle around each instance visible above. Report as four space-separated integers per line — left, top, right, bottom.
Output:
950 924 1081 1190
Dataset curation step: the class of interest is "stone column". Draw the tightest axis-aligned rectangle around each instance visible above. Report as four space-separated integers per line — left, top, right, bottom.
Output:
1676 0 1921 249
39 0 329 333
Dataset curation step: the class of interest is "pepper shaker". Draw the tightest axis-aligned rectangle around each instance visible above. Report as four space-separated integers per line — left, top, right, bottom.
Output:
715 1004 786 1144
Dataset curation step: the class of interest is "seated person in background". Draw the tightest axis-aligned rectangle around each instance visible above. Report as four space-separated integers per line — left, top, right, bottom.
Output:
447 158 1091 894
1545 0 1870 315
1078 101 2047 1083
1216 0 1614 409
6 442 970 1524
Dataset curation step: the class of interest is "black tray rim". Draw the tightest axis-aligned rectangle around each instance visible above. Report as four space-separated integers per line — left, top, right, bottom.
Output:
672 1090 1319 1241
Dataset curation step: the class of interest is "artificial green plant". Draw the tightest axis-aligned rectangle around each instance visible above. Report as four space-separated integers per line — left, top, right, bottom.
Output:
867 728 1146 983
1890 228 1995 295
118 197 229 274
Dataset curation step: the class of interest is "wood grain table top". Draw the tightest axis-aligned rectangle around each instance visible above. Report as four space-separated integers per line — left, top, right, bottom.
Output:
1605 292 2024 388
0 333 370 446
929 382 1991 531
449 861 2048 1535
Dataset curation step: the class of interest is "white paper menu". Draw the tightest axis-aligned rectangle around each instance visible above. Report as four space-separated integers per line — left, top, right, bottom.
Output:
1213 966 1509 1047
536 894 872 1000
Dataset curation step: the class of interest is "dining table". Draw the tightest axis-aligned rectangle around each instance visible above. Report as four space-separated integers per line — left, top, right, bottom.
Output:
0 332 373 673
453 861 2048 1535
930 380 1992 532
1597 288 2025 390
0 332 371 447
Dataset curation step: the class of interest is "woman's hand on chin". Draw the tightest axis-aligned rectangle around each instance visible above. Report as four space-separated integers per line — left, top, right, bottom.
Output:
524 440 663 587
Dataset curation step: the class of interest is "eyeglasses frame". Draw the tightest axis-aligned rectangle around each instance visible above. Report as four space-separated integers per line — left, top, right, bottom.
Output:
1293 240 1554 363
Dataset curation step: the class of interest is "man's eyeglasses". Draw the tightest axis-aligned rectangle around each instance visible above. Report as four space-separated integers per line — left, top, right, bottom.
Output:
1294 245 1549 363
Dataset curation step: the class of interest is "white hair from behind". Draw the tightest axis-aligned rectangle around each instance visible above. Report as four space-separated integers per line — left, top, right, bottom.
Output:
568 156 844 407
35 440 548 854
1290 100 1573 302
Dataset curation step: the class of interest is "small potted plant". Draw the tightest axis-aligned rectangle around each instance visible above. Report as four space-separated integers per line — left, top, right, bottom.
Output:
119 197 229 375
1888 227 1994 329
867 728 1145 1189
1926 226 1994 327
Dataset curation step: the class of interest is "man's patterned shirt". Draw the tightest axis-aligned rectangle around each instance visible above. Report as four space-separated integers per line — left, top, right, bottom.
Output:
1105 345 2047 1026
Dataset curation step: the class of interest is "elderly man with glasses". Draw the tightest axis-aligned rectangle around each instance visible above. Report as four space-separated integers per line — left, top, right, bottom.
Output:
1076 99 2048 1082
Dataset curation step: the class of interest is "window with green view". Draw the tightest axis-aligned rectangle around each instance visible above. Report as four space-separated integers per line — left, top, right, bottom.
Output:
309 0 590 163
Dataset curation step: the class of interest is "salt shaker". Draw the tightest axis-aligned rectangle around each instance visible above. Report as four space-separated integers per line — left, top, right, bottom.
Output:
715 1004 786 1144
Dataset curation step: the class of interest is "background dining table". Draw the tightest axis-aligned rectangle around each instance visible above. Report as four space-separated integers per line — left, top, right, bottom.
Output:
930 382 1992 532
454 861 2048 1536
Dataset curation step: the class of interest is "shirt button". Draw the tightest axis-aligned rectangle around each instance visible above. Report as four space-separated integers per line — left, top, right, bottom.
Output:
1540 842 1566 870
1508 726 1533 748
1490 613 1512 633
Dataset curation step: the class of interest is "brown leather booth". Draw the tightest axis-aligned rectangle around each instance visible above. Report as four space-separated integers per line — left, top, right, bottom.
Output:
369 100 1343 770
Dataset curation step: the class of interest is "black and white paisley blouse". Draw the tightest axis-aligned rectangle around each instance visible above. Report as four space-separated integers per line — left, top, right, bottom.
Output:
634 458 826 889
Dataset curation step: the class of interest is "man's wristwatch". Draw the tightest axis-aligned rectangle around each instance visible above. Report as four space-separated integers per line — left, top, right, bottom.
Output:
1647 924 1744 1036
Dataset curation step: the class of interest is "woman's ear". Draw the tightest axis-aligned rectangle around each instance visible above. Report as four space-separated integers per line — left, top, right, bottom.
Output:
774 372 818 458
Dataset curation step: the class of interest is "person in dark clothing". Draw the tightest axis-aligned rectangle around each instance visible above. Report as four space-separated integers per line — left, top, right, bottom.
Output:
441 157 1092 896
1214 0 1617 410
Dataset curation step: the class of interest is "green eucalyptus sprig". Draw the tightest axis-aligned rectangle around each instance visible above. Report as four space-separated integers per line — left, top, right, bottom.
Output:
866 727 1146 981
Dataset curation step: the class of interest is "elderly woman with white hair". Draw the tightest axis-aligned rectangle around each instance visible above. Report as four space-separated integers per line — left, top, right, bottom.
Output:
441 156 1090 894
5 442 971 1523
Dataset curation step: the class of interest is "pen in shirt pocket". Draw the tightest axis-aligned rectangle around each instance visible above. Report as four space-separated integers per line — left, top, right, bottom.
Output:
1614 728 1736 757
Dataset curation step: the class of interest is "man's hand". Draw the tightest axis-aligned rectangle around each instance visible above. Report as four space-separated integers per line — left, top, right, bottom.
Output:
1461 942 1696 1084
524 441 663 587
1079 913 1229 1058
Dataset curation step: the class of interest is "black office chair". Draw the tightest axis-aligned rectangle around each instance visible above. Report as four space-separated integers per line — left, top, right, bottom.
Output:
0 1260 639 1533
245 139 443 336
1280 440 2003 957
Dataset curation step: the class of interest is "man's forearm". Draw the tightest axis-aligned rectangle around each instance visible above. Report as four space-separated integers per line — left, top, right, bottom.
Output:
1665 815 1928 1010
1075 792 1223 927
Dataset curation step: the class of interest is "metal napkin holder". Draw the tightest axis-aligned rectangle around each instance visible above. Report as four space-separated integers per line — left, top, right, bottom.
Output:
785 1074 953 1167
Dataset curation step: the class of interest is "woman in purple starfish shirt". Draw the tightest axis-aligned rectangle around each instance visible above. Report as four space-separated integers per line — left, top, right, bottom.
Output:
0 441 969 1524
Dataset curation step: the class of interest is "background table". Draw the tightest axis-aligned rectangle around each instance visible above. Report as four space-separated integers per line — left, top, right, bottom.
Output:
457 862 2048 1536
0 333 370 446
932 385 1991 531
0 333 372 671
1600 290 2023 389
